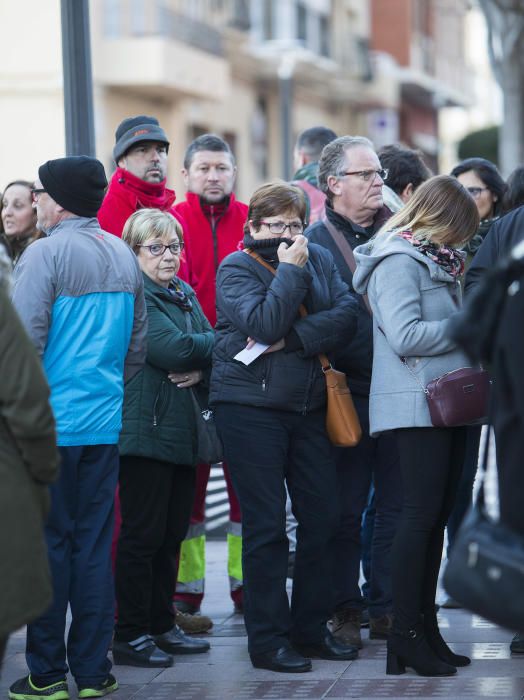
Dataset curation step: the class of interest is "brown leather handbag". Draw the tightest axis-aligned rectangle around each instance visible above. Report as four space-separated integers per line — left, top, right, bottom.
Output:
244 248 362 447
319 352 362 447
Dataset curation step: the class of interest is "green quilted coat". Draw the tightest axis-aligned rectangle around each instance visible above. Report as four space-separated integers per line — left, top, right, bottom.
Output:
119 273 214 466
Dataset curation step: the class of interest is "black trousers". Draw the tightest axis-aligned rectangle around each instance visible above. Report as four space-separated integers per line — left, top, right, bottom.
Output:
115 455 196 642
215 404 340 656
392 427 467 630
333 394 402 618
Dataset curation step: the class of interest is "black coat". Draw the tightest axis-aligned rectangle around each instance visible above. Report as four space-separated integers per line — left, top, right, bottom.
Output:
465 205 524 297
305 203 391 397
210 244 358 413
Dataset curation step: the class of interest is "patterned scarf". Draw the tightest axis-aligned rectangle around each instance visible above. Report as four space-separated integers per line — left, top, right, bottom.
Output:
166 279 193 312
399 230 465 278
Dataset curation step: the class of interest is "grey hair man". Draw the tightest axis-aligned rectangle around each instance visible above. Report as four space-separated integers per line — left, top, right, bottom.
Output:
9 156 147 700
306 136 401 650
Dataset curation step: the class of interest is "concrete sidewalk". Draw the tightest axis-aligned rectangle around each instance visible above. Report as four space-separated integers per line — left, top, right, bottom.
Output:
2 540 522 700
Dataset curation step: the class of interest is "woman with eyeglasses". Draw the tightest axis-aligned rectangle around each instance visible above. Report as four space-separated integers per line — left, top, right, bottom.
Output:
113 208 213 667
450 158 506 266
210 182 359 672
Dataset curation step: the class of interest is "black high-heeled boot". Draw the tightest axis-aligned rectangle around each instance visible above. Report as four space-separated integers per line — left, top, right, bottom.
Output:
423 611 471 667
386 624 457 677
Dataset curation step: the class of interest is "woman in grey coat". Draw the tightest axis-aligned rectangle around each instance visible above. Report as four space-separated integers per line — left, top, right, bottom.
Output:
353 176 479 678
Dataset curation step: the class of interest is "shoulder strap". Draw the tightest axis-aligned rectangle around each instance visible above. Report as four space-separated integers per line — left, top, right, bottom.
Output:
322 216 372 316
244 248 331 371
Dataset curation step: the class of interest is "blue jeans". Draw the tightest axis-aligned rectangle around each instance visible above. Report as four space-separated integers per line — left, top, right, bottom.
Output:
360 485 376 603
26 445 118 687
333 395 402 619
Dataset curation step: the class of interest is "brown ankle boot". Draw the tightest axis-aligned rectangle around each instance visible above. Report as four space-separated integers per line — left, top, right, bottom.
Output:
328 608 363 649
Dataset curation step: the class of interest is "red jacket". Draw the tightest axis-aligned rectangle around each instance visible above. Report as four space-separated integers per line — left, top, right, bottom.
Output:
98 167 188 277
175 192 247 326
98 167 186 237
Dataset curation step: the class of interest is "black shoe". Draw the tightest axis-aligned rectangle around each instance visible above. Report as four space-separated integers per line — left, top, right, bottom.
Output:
423 611 470 666
250 646 312 673
153 626 210 655
510 632 524 654
112 635 174 667
386 625 457 677
294 626 359 661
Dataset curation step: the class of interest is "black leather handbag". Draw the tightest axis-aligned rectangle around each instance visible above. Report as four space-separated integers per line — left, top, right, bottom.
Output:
189 386 224 465
443 427 524 631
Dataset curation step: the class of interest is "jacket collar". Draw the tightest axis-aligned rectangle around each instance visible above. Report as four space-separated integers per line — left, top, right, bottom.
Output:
185 190 236 214
46 216 100 237
113 167 176 210
325 201 392 240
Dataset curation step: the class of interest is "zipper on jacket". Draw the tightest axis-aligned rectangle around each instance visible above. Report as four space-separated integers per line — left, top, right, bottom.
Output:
152 381 168 427
302 361 316 414
210 205 222 272
262 378 266 391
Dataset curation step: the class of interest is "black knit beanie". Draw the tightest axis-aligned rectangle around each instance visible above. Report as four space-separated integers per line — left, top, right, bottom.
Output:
113 115 170 163
38 156 108 217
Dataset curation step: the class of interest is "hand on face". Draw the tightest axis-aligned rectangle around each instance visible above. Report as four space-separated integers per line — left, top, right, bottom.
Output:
277 234 309 268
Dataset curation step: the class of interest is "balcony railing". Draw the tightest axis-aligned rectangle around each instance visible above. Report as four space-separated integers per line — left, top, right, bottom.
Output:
102 0 250 55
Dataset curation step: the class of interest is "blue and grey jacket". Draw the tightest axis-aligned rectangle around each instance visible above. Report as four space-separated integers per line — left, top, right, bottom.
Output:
12 217 147 446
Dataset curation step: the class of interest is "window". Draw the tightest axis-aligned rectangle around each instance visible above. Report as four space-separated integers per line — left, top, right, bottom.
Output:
296 2 307 44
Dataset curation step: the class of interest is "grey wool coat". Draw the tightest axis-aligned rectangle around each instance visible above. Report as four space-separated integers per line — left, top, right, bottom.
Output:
0 272 59 639
352 233 472 436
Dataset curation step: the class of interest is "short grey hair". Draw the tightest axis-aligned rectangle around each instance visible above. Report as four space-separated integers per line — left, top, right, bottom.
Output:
122 208 184 253
318 136 375 201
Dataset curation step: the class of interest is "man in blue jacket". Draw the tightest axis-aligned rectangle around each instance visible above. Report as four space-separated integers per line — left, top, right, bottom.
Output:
9 156 147 700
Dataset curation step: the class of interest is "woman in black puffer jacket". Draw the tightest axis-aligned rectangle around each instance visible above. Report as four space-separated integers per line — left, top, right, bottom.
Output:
211 182 359 673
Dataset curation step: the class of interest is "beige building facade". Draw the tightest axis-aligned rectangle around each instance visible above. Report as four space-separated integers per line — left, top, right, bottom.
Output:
0 0 397 200
0 0 479 198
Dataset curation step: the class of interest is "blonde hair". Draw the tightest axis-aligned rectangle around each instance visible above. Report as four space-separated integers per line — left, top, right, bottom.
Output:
377 175 479 247
122 208 184 252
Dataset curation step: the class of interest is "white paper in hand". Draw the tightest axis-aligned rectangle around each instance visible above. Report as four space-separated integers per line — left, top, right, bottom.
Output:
234 342 270 365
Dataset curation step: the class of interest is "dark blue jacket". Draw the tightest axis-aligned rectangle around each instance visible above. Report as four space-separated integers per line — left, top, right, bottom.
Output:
305 204 391 397
465 205 524 297
210 244 358 413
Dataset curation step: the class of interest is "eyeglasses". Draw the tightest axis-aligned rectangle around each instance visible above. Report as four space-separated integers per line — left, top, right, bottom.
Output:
337 168 388 182
31 187 46 201
466 187 489 199
139 243 182 256
259 221 304 235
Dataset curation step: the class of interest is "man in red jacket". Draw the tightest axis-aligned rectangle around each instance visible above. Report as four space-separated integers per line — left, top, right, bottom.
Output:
175 134 247 619
98 115 186 250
